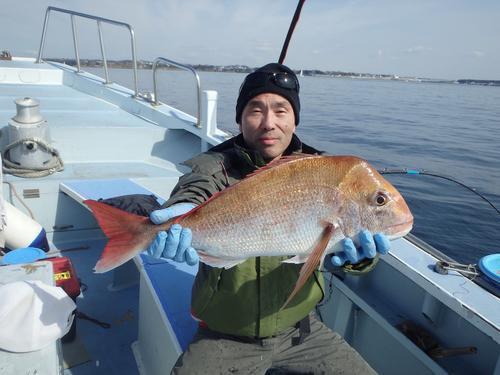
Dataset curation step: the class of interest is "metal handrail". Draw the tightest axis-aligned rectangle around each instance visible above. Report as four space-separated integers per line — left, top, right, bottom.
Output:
152 57 202 128
36 6 139 97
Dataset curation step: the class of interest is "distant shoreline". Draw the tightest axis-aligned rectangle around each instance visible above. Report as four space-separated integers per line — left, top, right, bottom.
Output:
48 58 500 86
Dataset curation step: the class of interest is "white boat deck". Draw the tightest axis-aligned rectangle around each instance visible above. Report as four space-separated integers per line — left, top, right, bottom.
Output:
0 58 211 374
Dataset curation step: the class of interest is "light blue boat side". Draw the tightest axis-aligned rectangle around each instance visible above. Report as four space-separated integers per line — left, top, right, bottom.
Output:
0 8 498 375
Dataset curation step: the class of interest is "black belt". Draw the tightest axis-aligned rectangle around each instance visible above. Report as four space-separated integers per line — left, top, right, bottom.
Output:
199 315 311 346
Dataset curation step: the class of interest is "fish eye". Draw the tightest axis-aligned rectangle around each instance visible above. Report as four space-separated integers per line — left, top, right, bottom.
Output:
374 191 389 206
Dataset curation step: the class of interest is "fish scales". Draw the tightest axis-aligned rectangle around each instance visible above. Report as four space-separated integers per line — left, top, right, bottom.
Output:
185 186 338 258
86 154 413 275
177 156 376 260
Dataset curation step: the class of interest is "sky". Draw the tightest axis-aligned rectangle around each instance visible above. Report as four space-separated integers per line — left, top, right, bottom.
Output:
1 0 499 80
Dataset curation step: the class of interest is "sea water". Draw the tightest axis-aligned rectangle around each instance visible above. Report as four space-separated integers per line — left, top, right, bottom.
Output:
97 68 500 265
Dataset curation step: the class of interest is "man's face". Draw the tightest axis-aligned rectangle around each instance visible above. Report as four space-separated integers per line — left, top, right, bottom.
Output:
239 93 296 162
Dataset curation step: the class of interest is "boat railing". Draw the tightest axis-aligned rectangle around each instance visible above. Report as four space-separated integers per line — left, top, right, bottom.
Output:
152 57 202 128
36 6 139 97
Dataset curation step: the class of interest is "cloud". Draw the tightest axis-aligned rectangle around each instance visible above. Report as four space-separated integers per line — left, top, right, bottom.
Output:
1 0 499 79
403 46 432 54
255 43 274 52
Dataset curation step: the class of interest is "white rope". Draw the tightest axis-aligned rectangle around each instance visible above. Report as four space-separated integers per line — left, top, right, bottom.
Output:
2 137 64 178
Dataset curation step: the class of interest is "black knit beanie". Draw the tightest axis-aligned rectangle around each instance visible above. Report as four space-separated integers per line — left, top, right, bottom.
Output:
236 63 300 125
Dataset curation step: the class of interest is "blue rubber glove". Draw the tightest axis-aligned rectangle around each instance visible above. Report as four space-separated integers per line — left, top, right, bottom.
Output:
331 230 390 266
146 202 199 265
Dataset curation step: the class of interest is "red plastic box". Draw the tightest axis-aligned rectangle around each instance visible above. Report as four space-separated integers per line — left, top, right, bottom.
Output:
46 256 81 299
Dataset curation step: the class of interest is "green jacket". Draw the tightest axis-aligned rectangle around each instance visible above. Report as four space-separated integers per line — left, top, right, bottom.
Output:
165 134 378 336
165 134 326 337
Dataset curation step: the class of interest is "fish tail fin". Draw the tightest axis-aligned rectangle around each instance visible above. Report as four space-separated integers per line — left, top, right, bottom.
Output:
84 199 161 273
280 223 335 311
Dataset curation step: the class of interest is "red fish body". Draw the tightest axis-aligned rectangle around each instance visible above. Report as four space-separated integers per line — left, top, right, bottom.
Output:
86 155 413 308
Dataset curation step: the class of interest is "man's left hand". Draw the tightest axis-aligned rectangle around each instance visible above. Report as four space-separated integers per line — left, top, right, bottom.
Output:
331 230 390 266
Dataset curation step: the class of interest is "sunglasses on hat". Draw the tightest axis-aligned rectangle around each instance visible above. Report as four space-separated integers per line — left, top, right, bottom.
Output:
239 71 300 94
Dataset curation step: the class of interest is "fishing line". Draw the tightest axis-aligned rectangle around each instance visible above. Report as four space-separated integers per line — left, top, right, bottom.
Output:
379 168 500 216
278 0 306 64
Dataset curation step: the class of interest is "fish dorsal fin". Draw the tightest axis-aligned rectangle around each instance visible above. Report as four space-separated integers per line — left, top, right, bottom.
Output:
244 153 318 179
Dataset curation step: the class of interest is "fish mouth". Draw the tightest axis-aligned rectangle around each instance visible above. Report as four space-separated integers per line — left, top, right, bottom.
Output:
386 219 414 239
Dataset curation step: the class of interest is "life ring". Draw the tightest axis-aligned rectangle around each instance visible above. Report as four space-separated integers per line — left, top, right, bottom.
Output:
3 201 49 252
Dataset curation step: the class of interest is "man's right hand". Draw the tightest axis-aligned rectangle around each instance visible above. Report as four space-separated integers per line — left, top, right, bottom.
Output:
146 203 199 265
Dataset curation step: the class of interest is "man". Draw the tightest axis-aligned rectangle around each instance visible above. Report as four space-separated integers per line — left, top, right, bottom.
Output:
147 63 389 374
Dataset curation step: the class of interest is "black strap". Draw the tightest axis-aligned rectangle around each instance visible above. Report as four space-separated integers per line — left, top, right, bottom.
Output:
76 311 111 329
292 315 311 346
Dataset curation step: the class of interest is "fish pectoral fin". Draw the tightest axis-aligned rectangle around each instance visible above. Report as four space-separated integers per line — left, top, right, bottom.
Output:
198 252 246 269
280 222 335 311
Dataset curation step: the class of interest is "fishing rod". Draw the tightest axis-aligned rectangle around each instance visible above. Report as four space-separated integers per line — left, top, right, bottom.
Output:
378 168 500 216
278 0 306 64
277 2 500 217
380 168 500 294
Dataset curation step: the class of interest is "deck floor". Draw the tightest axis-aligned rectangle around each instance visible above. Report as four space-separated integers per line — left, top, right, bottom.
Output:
60 238 140 375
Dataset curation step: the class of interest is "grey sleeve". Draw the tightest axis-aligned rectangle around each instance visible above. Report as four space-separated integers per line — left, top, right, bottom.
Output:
163 170 228 207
